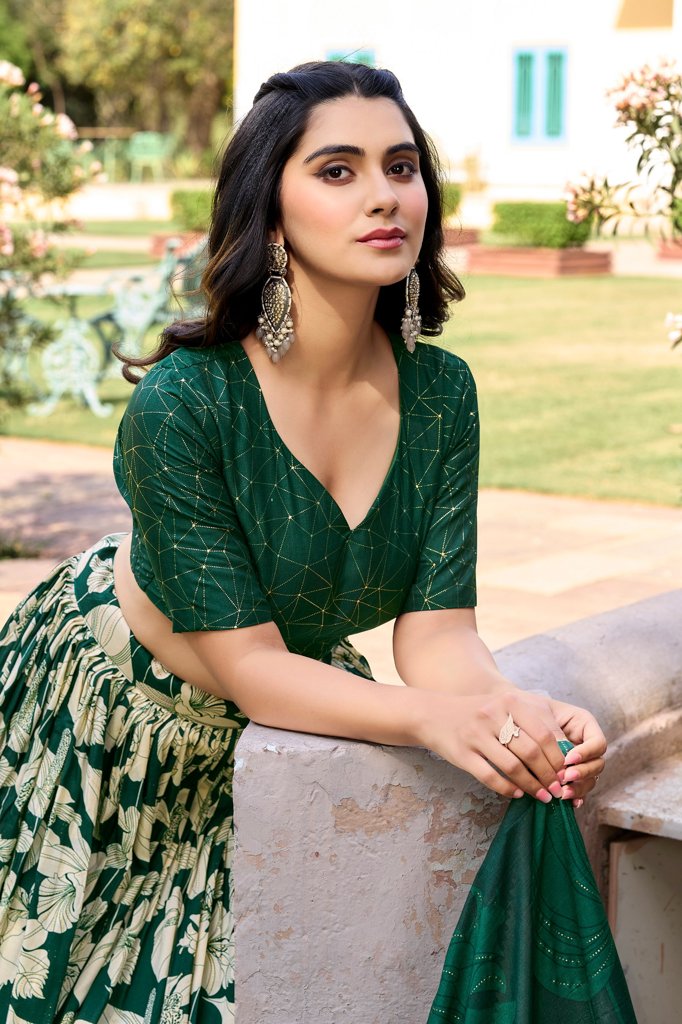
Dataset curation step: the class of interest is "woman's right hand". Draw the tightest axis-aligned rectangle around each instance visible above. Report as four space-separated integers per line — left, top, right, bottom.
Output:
417 689 595 803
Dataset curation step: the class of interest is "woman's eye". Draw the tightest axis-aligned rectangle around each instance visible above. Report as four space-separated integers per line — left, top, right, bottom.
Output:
388 160 417 177
318 165 351 181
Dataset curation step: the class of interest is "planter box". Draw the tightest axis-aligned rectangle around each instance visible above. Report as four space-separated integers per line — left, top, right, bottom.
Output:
658 239 682 261
443 226 480 247
467 245 612 277
149 231 205 258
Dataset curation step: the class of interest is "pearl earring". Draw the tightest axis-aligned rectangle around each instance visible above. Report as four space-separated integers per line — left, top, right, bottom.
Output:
256 243 295 362
401 267 421 352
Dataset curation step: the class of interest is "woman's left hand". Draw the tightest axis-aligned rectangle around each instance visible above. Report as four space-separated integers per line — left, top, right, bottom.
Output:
518 693 606 807
547 697 607 807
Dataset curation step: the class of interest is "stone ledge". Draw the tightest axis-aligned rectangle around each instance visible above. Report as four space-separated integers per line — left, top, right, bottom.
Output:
232 590 681 1023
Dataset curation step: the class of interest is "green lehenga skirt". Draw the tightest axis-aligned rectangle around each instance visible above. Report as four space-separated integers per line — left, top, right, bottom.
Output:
0 534 251 1023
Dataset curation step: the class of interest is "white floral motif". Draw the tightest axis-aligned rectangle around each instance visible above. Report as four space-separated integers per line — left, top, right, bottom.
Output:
86 553 115 593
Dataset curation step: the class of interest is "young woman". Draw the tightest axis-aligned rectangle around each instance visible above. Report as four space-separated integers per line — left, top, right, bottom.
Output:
0 61 605 1022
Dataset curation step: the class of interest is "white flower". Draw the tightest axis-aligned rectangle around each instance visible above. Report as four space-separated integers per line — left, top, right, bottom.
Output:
55 112 78 140
0 61 25 87
86 553 115 593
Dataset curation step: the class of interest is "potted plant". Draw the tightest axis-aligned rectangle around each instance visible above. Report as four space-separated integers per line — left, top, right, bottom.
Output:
467 200 611 277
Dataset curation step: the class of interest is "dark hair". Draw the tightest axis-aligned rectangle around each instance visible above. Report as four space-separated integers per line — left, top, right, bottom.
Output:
121 60 464 382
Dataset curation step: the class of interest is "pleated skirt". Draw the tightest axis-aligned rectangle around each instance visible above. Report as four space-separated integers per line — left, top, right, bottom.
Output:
0 533 249 1023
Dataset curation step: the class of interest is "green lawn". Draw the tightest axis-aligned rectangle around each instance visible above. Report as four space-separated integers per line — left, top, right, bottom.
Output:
3 275 681 505
74 220 179 236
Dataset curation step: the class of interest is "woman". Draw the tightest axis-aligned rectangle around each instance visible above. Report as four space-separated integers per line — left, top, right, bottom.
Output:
0 61 605 1022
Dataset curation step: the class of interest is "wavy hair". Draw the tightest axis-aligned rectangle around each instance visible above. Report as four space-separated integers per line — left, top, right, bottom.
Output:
121 60 464 381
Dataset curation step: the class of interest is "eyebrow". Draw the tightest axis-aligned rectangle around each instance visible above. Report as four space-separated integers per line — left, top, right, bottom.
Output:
302 142 421 164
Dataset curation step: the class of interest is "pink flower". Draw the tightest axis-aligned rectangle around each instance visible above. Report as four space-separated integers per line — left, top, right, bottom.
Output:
0 61 25 88
0 224 14 257
29 230 49 258
27 82 41 96
0 167 18 185
32 103 44 117
55 113 78 141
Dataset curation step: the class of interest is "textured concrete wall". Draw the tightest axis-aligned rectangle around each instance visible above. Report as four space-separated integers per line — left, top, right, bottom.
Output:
232 590 682 1023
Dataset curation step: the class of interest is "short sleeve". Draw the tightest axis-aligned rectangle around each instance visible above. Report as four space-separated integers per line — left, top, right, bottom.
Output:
401 364 479 612
115 369 273 633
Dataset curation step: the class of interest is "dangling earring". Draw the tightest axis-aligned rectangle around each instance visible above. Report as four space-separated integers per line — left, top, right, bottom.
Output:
256 242 295 362
401 267 422 353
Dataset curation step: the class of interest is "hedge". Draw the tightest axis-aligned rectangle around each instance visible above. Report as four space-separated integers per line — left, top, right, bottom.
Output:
442 182 462 220
491 202 592 249
170 189 213 232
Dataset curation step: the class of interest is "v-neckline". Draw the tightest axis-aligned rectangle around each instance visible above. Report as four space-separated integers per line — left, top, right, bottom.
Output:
236 335 405 533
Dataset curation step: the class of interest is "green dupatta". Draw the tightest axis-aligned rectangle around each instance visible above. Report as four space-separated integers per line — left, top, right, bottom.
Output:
428 743 638 1023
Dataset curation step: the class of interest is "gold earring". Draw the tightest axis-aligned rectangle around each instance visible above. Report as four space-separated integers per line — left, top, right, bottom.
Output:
401 268 421 353
256 243 295 362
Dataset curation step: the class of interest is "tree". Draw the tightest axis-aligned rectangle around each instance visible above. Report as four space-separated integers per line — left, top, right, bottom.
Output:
60 0 233 153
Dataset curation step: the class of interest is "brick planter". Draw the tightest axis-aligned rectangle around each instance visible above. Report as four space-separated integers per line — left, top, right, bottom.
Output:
467 245 612 277
443 226 480 247
658 239 682 260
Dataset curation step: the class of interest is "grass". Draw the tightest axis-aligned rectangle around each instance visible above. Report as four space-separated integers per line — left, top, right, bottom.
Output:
74 220 180 236
438 275 681 505
67 249 159 270
2 276 681 505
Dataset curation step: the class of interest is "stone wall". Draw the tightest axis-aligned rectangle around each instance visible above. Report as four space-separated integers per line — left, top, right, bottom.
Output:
232 589 682 1023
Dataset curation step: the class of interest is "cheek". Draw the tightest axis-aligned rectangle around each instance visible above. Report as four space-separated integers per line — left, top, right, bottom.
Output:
280 181 349 244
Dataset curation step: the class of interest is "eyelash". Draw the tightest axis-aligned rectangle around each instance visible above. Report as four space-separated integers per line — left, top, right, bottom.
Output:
317 160 418 182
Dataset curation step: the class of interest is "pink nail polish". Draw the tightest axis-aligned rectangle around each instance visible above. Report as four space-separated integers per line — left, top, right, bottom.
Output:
573 798 584 809
548 782 563 799
564 768 580 783
513 788 524 799
536 789 552 804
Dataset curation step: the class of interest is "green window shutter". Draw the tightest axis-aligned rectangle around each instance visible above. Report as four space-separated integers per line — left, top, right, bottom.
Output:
515 53 534 137
545 52 565 137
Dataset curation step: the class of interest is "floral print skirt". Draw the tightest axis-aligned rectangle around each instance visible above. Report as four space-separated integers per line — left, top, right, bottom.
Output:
0 533 250 1023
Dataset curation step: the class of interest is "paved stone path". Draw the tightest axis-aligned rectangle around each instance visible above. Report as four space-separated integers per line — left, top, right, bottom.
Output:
1 436 679 683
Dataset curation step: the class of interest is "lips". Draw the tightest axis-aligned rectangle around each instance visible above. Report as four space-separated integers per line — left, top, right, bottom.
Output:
357 228 406 242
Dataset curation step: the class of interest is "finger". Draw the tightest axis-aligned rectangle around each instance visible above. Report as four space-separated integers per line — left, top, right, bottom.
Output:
557 713 607 765
504 712 565 786
558 757 605 787
480 738 556 803
564 776 598 800
464 754 526 801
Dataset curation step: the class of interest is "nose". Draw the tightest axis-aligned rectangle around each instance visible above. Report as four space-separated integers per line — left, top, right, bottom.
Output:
365 172 400 217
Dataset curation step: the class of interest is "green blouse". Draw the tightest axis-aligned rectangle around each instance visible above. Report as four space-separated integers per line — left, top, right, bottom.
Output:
113 335 479 662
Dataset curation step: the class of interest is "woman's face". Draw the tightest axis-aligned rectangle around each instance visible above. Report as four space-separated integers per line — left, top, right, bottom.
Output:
277 95 429 291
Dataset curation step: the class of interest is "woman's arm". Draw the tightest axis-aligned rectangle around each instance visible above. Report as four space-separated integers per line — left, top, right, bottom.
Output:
393 607 606 804
184 620 597 805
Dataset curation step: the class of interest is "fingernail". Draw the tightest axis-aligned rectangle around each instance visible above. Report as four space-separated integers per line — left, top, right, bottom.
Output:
548 782 563 799
563 768 580 783
536 789 553 804
513 788 524 799
556 769 566 783
561 787 575 800
573 798 584 809
564 751 582 765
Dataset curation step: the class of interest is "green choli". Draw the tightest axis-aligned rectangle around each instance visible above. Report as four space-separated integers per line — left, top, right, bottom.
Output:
113 335 479 662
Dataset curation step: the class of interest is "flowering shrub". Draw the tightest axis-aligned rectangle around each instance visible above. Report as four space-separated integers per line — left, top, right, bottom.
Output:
565 60 681 351
0 60 100 413
565 59 682 235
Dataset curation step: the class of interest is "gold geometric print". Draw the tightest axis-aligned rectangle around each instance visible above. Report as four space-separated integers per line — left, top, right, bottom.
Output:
113 334 479 660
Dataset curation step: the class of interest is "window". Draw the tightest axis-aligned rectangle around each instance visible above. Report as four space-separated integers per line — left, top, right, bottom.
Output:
326 49 375 68
513 48 567 142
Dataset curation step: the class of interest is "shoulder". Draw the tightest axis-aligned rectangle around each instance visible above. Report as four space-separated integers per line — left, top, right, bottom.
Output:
411 340 475 388
401 339 477 415
123 342 246 422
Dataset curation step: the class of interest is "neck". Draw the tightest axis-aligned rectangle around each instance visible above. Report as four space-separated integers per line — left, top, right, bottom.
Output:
280 268 385 387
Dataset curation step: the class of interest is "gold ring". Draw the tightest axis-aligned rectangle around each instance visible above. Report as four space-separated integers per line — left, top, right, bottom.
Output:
498 713 521 746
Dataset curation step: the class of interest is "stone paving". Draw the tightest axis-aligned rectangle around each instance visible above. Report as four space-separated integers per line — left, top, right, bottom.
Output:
1 436 679 683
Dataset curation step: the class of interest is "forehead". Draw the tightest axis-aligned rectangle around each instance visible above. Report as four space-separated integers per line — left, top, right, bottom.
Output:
295 96 415 155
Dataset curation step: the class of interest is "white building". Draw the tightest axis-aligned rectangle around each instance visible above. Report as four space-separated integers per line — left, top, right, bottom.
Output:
234 0 681 213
